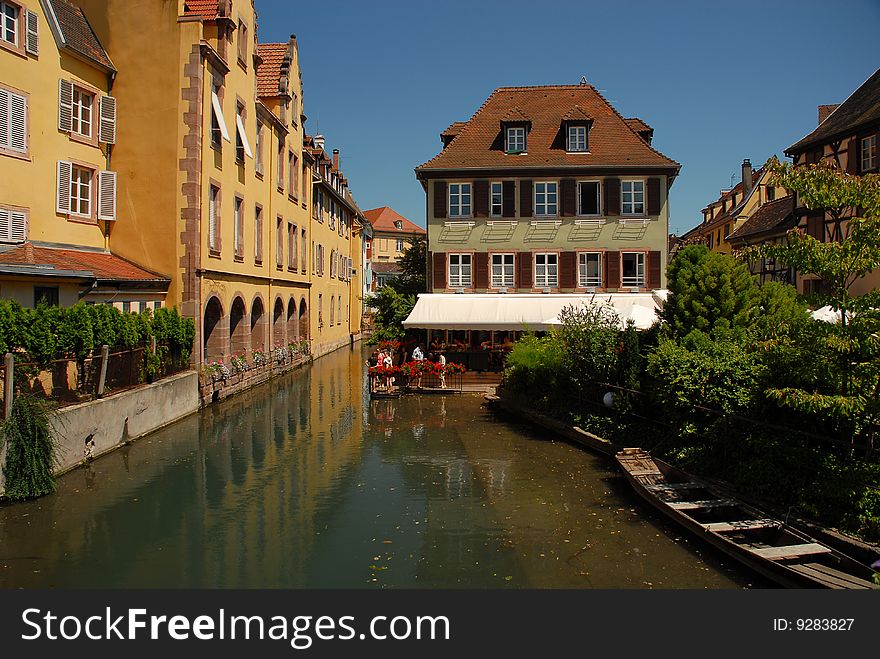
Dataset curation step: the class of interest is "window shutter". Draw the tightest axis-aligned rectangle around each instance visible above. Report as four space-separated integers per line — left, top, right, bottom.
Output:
502 180 516 217
433 181 447 218
58 80 73 132
0 90 6 150
0 208 9 242
98 171 117 220
647 178 661 215
520 180 533 217
519 251 533 289
25 10 39 56
56 160 72 214
559 251 577 288
7 209 26 242
99 95 117 144
211 89 231 142
647 251 662 289
7 91 26 152
473 180 489 218
604 178 620 216
431 251 446 290
474 252 489 289
560 179 576 217
847 137 859 174
605 251 620 289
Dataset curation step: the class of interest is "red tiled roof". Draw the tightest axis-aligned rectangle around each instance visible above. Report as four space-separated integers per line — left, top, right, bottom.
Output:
417 85 679 172
500 106 531 123
728 196 796 242
182 0 220 20
441 121 467 139
256 43 287 97
563 105 593 122
624 117 653 136
371 262 403 275
0 245 170 283
48 0 114 71
363 207 426 235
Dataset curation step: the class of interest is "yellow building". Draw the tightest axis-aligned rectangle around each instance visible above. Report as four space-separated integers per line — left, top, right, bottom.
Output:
69 0 364 364
0 0 169 308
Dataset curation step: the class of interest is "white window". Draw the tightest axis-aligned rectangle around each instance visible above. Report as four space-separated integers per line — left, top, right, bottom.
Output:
490 182 503 217
622 252 645 288
208 185 219 251
534 182 558 217
861 135 877 172
621 180 645 216
577 181 601 216
1 1 18 46
578 252 602 287
0 205 26 243
233 197 243 257
491 253 514 288
567 125 588 152
449 183 471 217
396 239 404 252
71 87 93 138
394 220 402 229
506 126 525 153
448 253 472 288
70 165 92 216
0 87 27 153
534 253 558 288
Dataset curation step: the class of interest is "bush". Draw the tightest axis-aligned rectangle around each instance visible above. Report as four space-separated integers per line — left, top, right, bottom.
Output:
1 393 57 500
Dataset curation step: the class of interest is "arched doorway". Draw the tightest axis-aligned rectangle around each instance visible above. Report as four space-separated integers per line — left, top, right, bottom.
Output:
229 296 247 356
298 298 309 342
250 297 266 354
203 296 225 362
273 297 285 348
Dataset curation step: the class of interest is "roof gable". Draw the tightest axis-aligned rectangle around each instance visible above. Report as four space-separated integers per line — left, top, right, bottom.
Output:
787 68 880 154
417 85 679 173
256 43 289 97
363 207 425 234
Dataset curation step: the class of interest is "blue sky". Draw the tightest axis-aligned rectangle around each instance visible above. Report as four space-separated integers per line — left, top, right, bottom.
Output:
257 0 879 235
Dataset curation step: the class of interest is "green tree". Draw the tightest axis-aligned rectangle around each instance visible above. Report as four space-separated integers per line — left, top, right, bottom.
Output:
388 236 427 296
663 244 758 338
368 286 416 343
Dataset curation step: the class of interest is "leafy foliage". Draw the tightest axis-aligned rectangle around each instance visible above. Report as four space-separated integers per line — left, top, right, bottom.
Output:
387 236 427 296
2 393 57 500
367 287 416 344
663 245 757 337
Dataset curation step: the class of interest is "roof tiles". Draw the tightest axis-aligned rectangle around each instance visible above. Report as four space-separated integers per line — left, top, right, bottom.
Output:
0 245 170 282
418 85 678 172
363 207 426 235
256 43 288 97
49 0 114 71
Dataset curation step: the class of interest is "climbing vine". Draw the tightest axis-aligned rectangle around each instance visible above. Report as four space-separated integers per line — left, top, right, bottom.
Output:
2 393 58 500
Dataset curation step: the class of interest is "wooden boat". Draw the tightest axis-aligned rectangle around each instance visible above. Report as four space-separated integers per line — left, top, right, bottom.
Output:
616 447 879 589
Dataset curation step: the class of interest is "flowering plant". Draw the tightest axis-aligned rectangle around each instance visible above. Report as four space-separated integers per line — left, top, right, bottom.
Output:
252 349 267 367
443 362 466 374
369 364 400 377
206 360 230 381
274 344 288 364
230 353 248 374
299 339 310 356
378 340 401 352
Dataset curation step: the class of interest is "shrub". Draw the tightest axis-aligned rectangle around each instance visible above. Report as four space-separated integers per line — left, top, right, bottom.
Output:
1 393 58 500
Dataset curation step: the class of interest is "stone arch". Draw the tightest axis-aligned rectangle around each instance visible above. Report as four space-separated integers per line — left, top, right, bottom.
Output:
286 297 298 345
273 296 286 348
250 295 266 353
203 295 225 362
298 297 309 341
229 295 247 356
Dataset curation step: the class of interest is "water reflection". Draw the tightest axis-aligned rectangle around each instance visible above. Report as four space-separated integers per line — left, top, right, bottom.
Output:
0 346 757 588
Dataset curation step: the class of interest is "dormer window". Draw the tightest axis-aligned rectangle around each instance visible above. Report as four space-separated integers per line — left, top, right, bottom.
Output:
567 125 588 152
506 126 525 154
394 220 403 229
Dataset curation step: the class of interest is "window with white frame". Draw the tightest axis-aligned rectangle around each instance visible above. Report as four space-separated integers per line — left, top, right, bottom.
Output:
1 1 18 46
491 253 515 288
449 183 471 217
233 196 243 257
621 180 645 215
506 126 525 153
861 135 877 172
448 253 472 288
622 252 645 287
289 222 297 270
534 182 558 216
254 205 263 263
394 220 402 229
208 185 220 251
255 120 264 174
534 253 558 288
490 182 503 217
577 181 600 216
396 238 404 252
71 87 94 138
0 86 27 154
70 165 93 216
578 252 602 287
567 125 588 152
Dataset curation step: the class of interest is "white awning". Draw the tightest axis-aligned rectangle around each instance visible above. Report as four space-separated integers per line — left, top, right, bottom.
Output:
211 89 231 142
402 293 661 331
235 113 253 158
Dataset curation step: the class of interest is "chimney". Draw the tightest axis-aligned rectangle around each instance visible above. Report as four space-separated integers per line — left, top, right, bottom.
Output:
314 134 325 151
24 241 34 263
332 148 339 171
818 104 839 125
741 159 753 194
